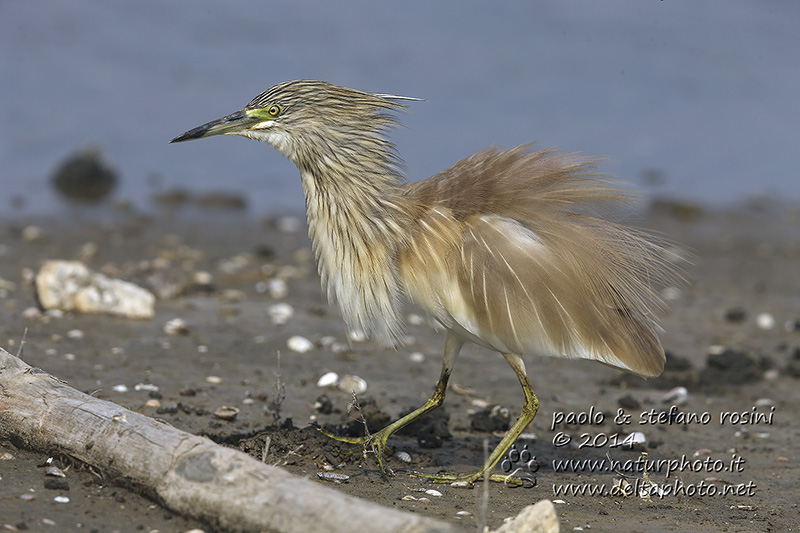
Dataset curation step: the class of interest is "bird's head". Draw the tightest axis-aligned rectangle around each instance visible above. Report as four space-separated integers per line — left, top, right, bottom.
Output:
171 80 418 166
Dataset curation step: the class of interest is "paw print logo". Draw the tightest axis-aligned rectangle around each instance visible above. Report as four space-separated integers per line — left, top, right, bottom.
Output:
499 443 539 487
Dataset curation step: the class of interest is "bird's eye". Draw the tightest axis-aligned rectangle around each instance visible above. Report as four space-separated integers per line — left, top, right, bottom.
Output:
267 105 282 117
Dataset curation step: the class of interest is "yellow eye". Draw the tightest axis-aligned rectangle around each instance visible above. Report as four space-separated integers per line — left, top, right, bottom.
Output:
267 104 281 117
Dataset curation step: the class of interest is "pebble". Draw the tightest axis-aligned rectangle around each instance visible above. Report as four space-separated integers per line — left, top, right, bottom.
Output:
20 493 35 501
266 278 288 299
287 335 314 353
424 489 442 497
0 452 14 460
455 510 472 516
112 384 129 393
22 225 44 242
626 432 647 450
205 376 222 384
22 306 43 319
145 399 161 408
164 318 189 335
409 352 425 363
661 386 689 405
316 372 339 388
267 303 294 325
451 481 472 489
53 495 70 503
756 313 775 330
754 398 775 407
277 216 303 233
193 271 214 286
66 329 85 339
36 260 155 319
338 374 368 394
134 383 159 392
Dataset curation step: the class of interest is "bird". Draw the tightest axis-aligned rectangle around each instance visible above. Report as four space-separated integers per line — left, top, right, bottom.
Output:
171 80 677 486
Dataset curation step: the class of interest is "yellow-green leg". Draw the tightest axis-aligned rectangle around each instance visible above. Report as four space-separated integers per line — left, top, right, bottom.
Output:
318 332 464 474
412 352 539 486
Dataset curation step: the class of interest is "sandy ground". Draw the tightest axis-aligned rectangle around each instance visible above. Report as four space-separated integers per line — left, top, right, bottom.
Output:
1 201 798 532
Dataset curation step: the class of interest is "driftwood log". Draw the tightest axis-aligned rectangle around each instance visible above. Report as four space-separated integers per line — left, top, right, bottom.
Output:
0 348 558 532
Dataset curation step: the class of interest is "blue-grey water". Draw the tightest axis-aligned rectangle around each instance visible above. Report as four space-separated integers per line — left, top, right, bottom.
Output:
2 1 799 217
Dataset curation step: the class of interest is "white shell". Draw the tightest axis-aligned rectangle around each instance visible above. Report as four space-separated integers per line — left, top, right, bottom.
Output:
316 371 340 388
338 374 367 394
661 386 689 405
756 313 775 330
287 335 314 353
267 302 294 325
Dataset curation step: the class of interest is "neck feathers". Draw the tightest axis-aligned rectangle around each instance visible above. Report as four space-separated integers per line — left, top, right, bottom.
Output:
298 141 411 346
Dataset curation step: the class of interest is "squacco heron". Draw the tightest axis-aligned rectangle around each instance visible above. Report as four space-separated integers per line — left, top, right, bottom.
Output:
172 80 675 486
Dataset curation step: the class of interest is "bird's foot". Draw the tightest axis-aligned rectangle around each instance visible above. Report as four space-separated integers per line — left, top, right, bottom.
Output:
410 469 533 488
316 426 394 475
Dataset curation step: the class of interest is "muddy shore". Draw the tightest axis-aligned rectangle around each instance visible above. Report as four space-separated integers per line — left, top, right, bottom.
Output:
1 201 798 532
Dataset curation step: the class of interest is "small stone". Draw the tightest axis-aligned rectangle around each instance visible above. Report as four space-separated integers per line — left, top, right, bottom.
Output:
287 335 314 353
205 376 222 384
724 307 747 323
145 399 161 408
66 329 85 339
22 225 44 242
313 394 334 414
337 374 367 394
134 383 160 392
756 313 775 330
112 384 128 393
661 386 689 405
44 478 69 491
266 278 288 299
164 318 189 335
267 303 294 325
316 372 339 388
470 404 511 433
53 495 70 503
617 393 640 409
409 352 425 363
22 306 43 319
424 489 442 497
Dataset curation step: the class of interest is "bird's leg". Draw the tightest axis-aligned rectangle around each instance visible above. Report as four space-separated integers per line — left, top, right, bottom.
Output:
318 331 463 475
412 352 539 487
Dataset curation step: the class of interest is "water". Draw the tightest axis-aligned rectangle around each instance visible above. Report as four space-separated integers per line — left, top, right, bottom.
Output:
2 1 799 217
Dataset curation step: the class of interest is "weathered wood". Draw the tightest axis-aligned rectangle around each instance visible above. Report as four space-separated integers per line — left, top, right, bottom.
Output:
0 348 461 533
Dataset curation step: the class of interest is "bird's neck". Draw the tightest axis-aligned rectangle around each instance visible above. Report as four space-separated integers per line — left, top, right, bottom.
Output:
297 152 411 345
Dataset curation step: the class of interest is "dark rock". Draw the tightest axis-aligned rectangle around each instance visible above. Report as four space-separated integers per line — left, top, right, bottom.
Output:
52 147 117 201
470 405 511 433
397 405 451 439
43 478 69 491
618 393 641 409
700 348 772 386
724 307 748 323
